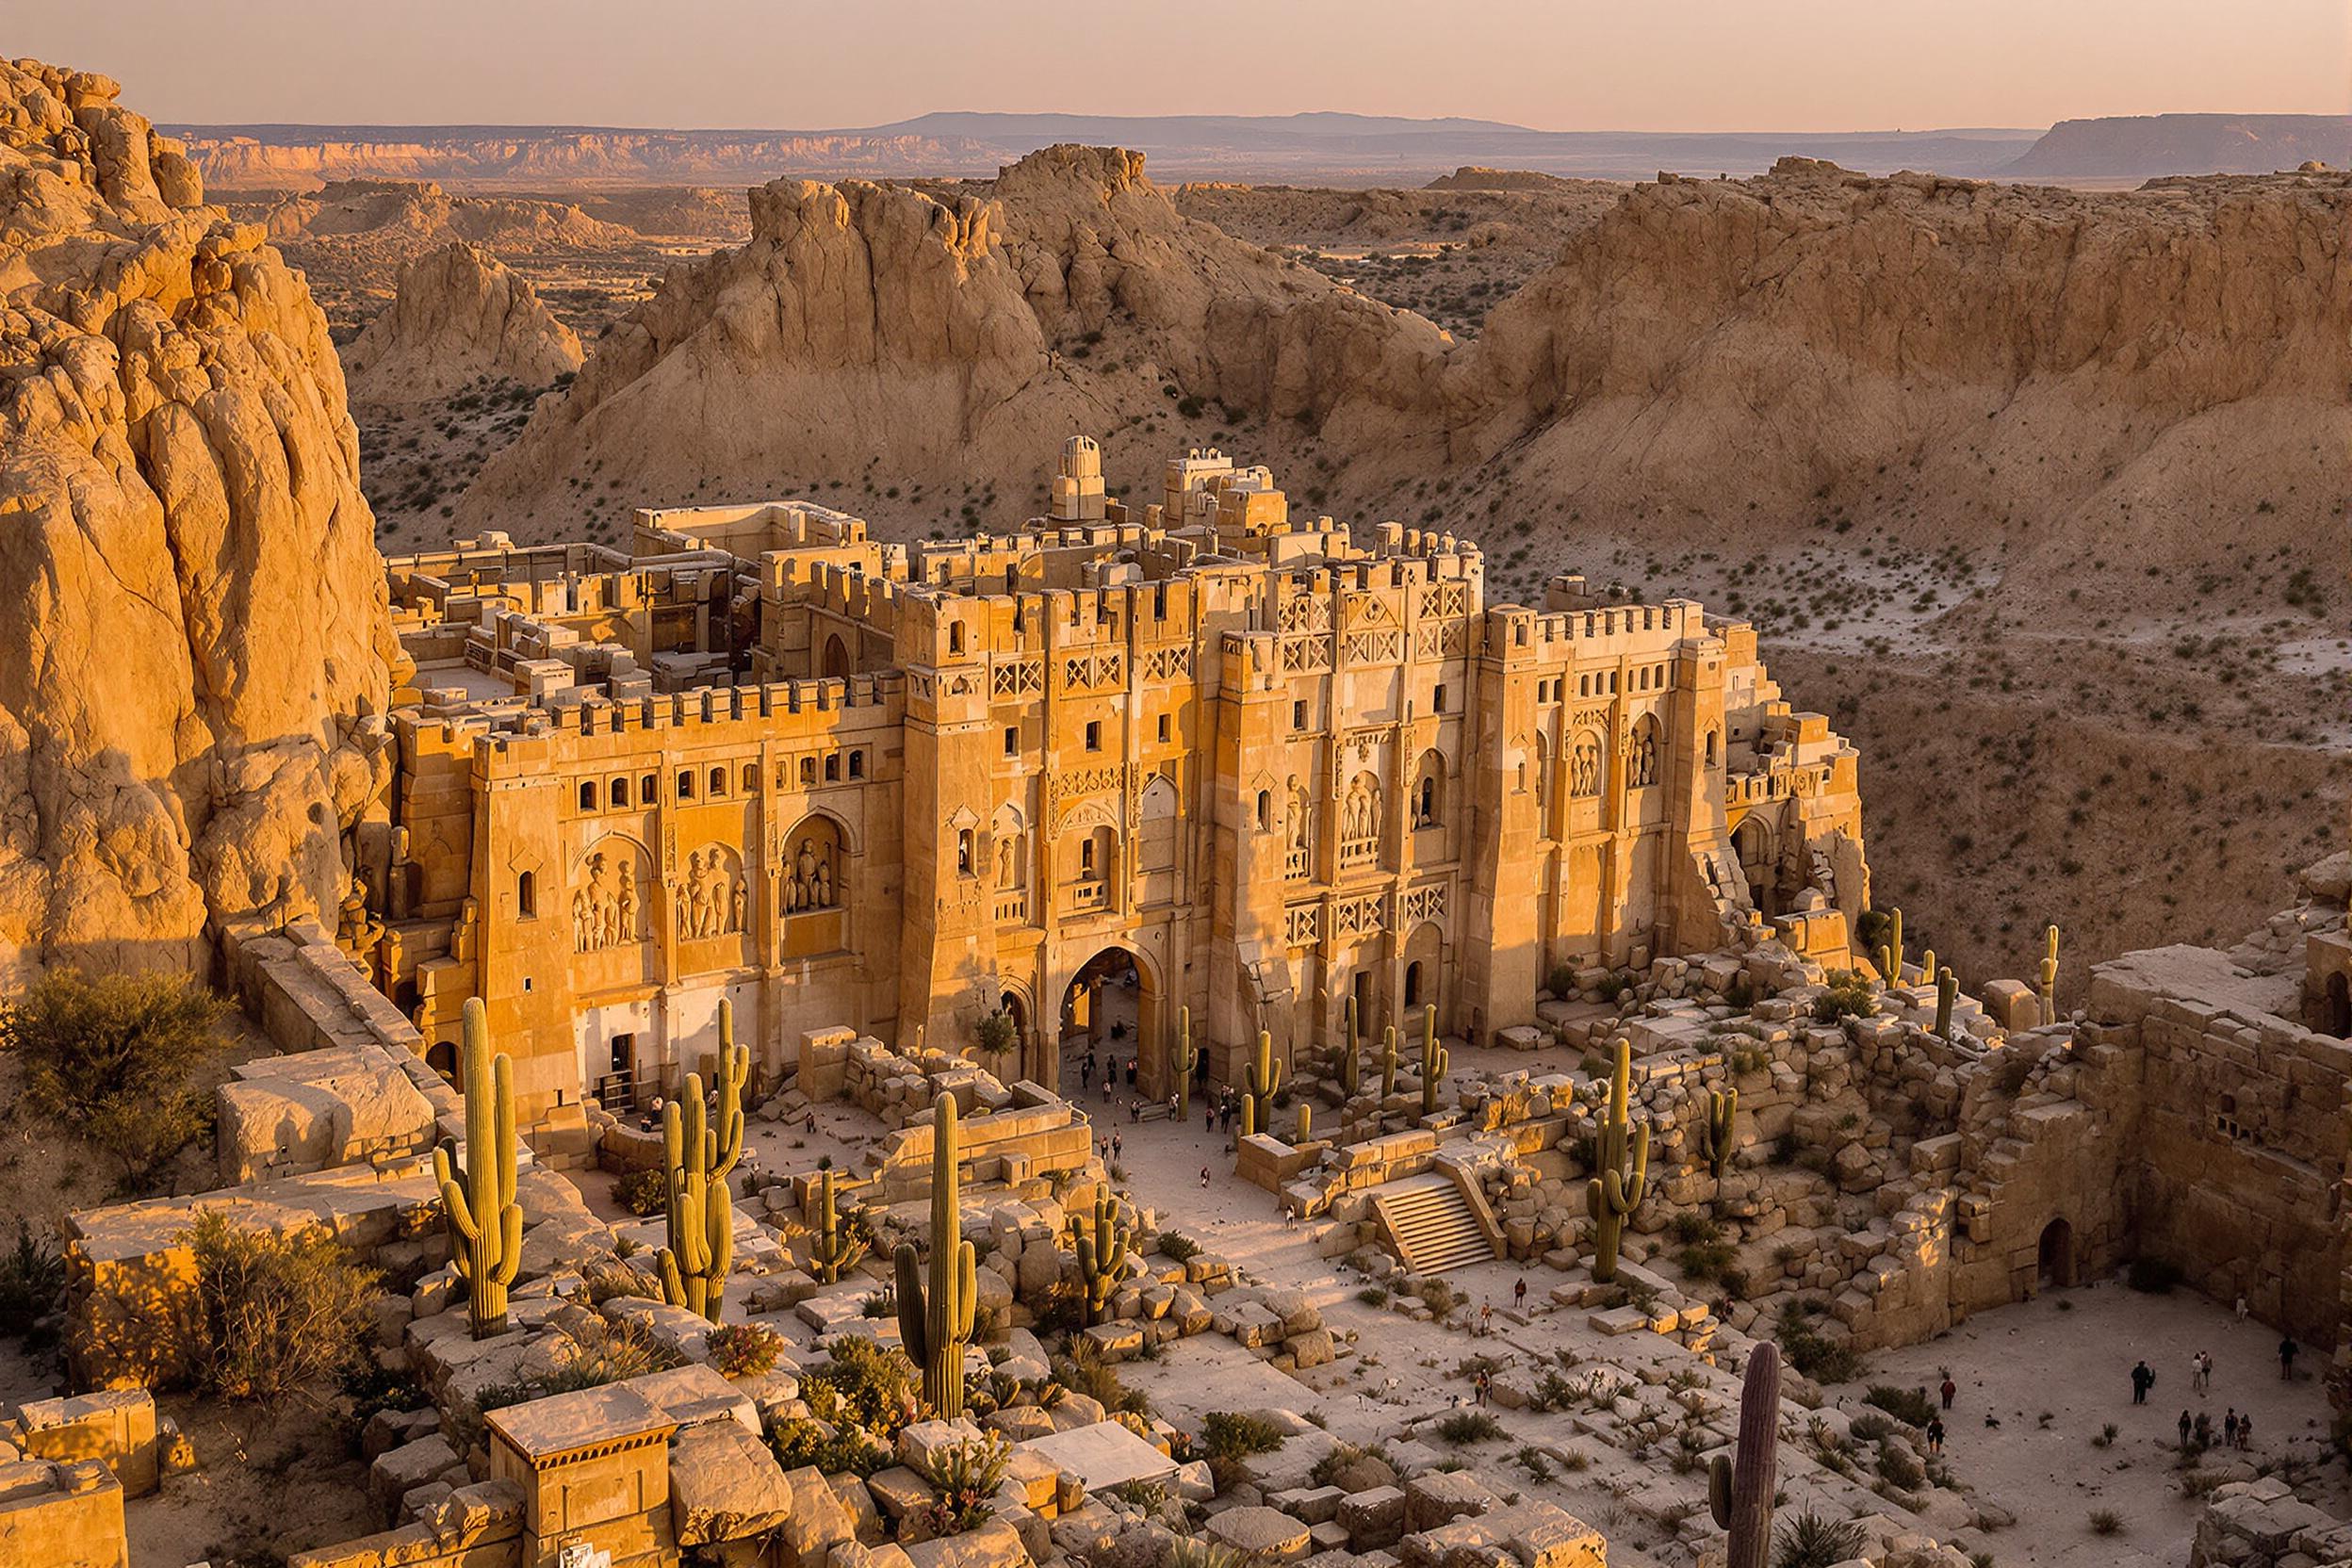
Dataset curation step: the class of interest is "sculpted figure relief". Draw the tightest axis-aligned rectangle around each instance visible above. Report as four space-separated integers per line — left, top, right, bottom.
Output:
787 832 838 913
574 849 645 953
680 845 748 939
1572 737 1602 797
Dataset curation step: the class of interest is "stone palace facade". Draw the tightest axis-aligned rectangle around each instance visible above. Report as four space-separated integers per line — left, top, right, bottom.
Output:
355 440 1869 1128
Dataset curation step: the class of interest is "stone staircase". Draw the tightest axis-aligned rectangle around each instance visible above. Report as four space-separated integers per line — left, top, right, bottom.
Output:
1372 1172 1501 1274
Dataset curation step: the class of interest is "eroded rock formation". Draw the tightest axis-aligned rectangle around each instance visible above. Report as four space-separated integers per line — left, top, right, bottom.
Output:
457 144 1445 538
344 240 582 401
0 59 397 978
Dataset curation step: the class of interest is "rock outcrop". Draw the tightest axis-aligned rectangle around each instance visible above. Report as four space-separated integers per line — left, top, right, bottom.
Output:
456 144 1445 540
344 241 581 401
0 59 398 979
1416 158 2352 595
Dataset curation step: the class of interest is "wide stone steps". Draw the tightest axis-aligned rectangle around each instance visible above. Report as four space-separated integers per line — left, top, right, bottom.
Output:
1373 1173 1501 1275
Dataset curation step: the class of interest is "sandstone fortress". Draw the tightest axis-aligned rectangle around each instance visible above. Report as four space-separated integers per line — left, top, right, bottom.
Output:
365 438 1868 1130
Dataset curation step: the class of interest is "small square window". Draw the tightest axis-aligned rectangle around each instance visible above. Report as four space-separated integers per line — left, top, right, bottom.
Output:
848 750 865 779
1085 721 1102 751
1004 727 1019 757
1292 700 1307 730
1157 714 1170 743
1434 684 1447 713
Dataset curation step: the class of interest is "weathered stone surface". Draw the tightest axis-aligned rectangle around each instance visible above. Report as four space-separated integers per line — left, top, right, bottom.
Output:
1206 1505 1314 1563
670 1418 792 1546
345 240 582 401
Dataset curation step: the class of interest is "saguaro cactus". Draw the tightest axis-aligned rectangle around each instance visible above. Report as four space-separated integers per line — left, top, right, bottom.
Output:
1702 1085 1739 1180
1336 994 1362 1098
1243 1030 1282 1138
1708 1340 1781 1568
896 1091 977 1416
433 998 522 1339
808 1168 867 1284
2037 924 2061 1025
1380 1023 1399 1100
1295 1102 1314 1144
1171 1005 1197 1119
1935 966 1957 1040
659 1002 748 1322
1074 1191 1129 1327
1418 1007 1449 1116
1586 1037 1649 1282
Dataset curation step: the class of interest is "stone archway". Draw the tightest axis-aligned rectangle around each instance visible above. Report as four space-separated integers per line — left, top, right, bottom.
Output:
1733 816 1776 917
2039 1217 2076 1289
1056 944 1162 1102
823 632 851 679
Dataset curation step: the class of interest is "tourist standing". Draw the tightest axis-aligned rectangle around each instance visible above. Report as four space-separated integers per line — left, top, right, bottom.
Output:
2130 1361 2154 1404
1939 1372 1957 1411
2237 1411 2254 1449
1924 1416 1944 1455
2177 1410 2193 1449
1514 1277 1527 1311
2280 1337 2299 1380
2224 1410 2239 1446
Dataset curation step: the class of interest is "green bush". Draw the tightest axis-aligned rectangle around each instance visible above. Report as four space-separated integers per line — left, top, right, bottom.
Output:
916 1432 1010 1536
187 1213 378 1405
3 968 227 1189
1678 1242 1735 1282
0 1222 64 1341
804 1334 920 1440
1200 1411 1287 1462
1777 1301 1861 1384
1875 1446 1924 1490
1157 1232 1201 1264
1436 1411 1504 1446
769 1415 889 1476
613 1167 667 1217
1810 971 1878 1025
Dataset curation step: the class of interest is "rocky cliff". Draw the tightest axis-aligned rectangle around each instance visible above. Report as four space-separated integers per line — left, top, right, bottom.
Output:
0 60 398 979
457 144 1444 539
345 240 582 401
1419 158 2352 600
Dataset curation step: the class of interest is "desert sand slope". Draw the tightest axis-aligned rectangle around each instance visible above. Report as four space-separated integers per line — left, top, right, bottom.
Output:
345 240 582 401
1415 158 2352 601
456 144 1446 539
0 58 397 979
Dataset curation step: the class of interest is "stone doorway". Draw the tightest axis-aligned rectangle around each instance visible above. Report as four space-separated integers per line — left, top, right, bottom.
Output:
2326 972 2350 1039
2038 1217 2076 1290
1058 945 1160 1102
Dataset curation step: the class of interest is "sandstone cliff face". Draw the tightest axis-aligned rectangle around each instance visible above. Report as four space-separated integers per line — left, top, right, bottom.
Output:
1423 159 2352 593
0 59 397 979
344 240 582 401
457 145 1444 539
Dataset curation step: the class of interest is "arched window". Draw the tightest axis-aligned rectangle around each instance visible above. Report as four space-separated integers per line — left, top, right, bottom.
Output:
517 871 537 919
825 754 841 782
957 829 974 877
1411 749 1445 828
742 762 759 793
611 776 629 808
1256 791 1271 832
1705 729 1718 769
848 750 865 779
823 633 851 679
1140 776 1179 872
800 757 817 788
949 622 966 655
579 780 597 811
1404 961 1424 1007
708 766 727 798
677 770 695 801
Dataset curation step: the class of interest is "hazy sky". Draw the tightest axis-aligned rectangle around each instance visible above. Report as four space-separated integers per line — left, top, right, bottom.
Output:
15 0 2348 130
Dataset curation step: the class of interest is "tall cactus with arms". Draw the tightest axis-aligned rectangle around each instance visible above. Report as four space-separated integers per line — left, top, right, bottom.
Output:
1586 1037 1649 1282
808 1168 867 1284
1074 1191 1129 1327
1242 1030 1282 1138
1171 1005 1197 1119
433 998 522 1339
659 1000 748 1322
897 1091 976 1416
1418 1007 1449 1116
1708 1340 1781 1568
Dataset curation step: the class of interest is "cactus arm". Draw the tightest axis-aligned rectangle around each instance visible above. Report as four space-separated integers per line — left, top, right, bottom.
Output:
895 1241 929 1365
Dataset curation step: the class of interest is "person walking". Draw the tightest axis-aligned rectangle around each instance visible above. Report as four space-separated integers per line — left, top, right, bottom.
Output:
1480 1300 1494 1337
2190 1350 2207 1394
2237 1411 2254 1450
2223 1409 2239 1446
1199 1165 1212 1188
1514 1277 1528 1312
1473 1369 1492 1407
1939 1372 1957 1411
2235 1294 2249 1324
2178 1410 2194 1449
2130 1361 2155 1405
1924 1415 1945 1455
2279 1337 2299 1380
1081 1052 1095 1090
1110 1132 1123 1164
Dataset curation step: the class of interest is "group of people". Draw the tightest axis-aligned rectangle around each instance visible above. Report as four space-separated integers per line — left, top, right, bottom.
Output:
2178 1407 2256 1452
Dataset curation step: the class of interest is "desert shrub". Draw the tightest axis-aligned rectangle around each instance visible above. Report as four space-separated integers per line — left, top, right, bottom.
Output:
1773 1511 1869 1568
974 1011 1018 1059
0 1221 64 1341
1666 1214 1721 1246
337 1359 431 1429
187 1214 378 1405
1201 1411 1287 1462
1678 1242 1735 1282
1811 971 1878 1024
859 1288 895 1318
1865 1385 1937 1428
612 1167 667 1217
1054 1341 1149 1416
2089 1510 2122 1536
2128 1256 2183 1294
1875 1446 1924 1491
1777 1301 1861 1384
1357 1285 1390 1307
1418 1279 1462 1316
769 1414 889 1477
583 1263 662 1305
1545 964 1577 997
1849 1412 1893 1443
916 1432 1010 1536
1436 1411 1503 1446
803 1334 920 1440
1717 1266 1751 1301
1167 1543 1250 1568
707 1322 786 1379
3 968 227 1189
1157 1232 1201 1264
